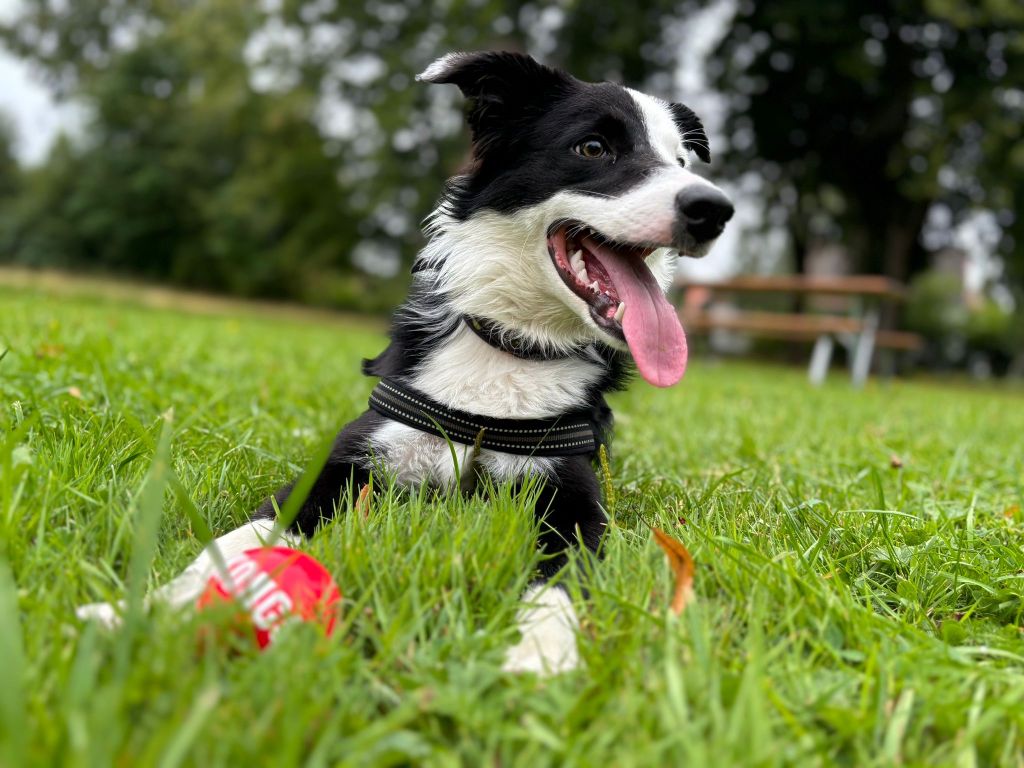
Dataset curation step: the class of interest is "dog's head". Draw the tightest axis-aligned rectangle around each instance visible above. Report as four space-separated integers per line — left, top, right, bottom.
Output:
418 51 733 387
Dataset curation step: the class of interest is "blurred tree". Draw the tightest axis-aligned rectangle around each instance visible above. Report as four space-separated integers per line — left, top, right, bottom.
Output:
0 117 23 263
0 118 18 200
706 0 1023 284
0 0 690 304
1 138 82 269
4 0 1019 304
0 0 368 302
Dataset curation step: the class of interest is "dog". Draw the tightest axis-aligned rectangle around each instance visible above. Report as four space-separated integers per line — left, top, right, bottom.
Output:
78 51 733 674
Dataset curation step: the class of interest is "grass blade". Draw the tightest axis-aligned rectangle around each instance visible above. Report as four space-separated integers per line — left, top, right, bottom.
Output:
0 559 27 766
266 431 337 545
157 687 221 768
113 409 175 679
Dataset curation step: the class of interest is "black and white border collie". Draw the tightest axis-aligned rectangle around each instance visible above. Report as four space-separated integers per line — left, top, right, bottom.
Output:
78 51 733 674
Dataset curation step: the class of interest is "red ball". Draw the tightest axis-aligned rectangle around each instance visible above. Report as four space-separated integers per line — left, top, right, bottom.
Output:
196 547 341 649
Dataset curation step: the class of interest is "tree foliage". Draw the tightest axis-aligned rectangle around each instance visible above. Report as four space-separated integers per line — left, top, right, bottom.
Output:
707 0 1024 282
1 1 372 302
0 0 684 307
0 0 1021 306
0 117 18 201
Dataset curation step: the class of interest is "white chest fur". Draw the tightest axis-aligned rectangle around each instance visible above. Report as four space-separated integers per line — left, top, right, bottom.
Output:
369 322 601 489
410 324 605 419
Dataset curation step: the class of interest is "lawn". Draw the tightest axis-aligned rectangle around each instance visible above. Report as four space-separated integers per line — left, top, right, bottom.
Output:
2 285 1023 766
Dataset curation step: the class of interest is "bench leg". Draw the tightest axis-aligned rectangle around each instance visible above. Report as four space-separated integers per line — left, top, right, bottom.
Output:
809 334 834 385
878 348 896 378
850 311 879 388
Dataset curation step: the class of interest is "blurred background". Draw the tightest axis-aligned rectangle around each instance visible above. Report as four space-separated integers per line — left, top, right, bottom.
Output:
0 0 1021 376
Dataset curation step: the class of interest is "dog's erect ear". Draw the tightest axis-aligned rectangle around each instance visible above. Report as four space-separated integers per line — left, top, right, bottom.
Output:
669 103 711 163
417 51 564 98
418 51 568 149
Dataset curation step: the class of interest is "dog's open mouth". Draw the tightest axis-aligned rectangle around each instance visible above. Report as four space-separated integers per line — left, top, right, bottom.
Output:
547 222 688 387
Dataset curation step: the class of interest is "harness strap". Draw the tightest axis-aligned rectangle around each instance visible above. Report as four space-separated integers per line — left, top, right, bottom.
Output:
368 378 598 457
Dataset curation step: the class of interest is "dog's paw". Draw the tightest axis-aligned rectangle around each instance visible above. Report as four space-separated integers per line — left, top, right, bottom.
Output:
502 585 581 676
75 601 124 629
502 631 580 675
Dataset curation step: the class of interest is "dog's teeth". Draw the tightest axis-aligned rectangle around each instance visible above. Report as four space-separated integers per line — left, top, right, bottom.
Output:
589 281 599 292
613 302 626 322
569 250 584 270
576 265 589 281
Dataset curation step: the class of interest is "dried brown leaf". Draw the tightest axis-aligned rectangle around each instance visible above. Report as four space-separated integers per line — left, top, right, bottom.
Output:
890 454 904 469
34 343 64 359
67 386 82 399
651 526 695 615
355 483 372 519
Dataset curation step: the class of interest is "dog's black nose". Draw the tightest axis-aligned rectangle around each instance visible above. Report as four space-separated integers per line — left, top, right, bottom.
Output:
675 187 734 244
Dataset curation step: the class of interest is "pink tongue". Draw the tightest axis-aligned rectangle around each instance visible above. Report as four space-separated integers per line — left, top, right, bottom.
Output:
582 237 687 387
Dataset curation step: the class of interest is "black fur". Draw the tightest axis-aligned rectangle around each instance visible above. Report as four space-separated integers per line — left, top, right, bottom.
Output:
421 51 710 220
254 410 382 536
530 455 608 581
361 277 458 379
272 279 626 555
668 102 711 163
258 51 709 590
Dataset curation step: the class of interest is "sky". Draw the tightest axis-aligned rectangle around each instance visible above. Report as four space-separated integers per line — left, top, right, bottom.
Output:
0 0 84 164
0 50 83 165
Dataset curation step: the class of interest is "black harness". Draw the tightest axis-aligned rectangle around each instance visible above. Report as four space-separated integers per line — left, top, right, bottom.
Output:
368 378 598 457
367 315 600 457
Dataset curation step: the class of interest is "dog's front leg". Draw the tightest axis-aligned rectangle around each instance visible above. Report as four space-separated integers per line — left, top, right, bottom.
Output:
502 581 582 675
253 410 380 537
503 456 606 675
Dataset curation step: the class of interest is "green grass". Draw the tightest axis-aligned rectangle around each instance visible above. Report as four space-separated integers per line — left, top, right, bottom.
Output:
1 285 1023 767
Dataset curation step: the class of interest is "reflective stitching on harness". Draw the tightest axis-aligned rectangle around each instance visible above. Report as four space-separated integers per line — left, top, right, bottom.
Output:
368 378 598 457
376 382 582 434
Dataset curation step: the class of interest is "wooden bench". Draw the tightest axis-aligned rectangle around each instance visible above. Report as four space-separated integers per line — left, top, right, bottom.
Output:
676 275 924 386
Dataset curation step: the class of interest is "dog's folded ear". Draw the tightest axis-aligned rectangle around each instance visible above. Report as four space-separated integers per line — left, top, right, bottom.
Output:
669 103 711 164
418 51 568 150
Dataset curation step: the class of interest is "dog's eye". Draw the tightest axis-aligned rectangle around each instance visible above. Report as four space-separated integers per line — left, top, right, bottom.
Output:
574 138 609 159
